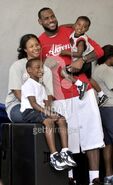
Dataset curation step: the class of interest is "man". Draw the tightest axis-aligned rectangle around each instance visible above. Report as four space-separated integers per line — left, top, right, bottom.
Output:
38 7 104 185
93 45 113 185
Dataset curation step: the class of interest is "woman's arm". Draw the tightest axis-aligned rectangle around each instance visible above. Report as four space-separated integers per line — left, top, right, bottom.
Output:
12 90 21 101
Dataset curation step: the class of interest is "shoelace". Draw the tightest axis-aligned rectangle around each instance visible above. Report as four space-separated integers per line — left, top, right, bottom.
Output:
52 153 63 163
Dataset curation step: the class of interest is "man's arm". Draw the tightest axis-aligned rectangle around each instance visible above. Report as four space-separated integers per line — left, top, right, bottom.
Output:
88 37 104 59
59 23 74 28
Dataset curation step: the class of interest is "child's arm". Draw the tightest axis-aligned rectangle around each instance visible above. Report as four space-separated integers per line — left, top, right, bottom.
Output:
60 40 86 58
28 96 60 119
28 96 47 114
72 40 86 58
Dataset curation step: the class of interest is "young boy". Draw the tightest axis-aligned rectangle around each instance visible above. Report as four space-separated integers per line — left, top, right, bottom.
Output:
20 57 76 171
60 16 108 105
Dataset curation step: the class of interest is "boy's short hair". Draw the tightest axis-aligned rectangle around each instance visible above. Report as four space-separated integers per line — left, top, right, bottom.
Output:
76 16 91 27
26 58 41 69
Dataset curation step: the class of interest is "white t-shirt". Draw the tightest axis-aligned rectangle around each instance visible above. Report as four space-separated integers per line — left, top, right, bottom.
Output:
70 31 94 61
5 58 53 118
20 78 47 112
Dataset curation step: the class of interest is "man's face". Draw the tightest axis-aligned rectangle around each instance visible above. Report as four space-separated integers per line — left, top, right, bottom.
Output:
38 9 58 33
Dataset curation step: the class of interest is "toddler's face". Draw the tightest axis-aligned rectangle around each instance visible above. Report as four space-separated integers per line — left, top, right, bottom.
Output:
74 19 89 37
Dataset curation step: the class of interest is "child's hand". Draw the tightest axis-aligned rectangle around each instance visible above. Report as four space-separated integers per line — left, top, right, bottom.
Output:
45 110 58 120
50 111 60 120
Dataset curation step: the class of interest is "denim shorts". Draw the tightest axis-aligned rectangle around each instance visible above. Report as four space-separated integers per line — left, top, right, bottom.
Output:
10 104 24 123
100 107 113 145
22 109 48 123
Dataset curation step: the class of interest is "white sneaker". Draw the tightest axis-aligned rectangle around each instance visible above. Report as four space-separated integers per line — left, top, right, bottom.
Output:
60 150 77 167
50 152 68 171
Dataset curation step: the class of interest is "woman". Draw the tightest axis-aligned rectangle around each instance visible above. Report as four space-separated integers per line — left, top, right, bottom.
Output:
5 34 53 122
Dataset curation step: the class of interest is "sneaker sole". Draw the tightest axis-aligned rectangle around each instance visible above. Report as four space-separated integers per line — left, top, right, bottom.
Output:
65 161 77 167
50 162 68 171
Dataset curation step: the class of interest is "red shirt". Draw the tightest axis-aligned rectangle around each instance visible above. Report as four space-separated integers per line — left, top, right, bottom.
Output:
39 26 103 100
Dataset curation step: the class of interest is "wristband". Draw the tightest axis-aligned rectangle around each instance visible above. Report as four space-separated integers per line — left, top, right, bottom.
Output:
82 56 87 64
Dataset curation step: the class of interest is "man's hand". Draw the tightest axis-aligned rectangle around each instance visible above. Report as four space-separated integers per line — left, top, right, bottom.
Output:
67 58 84 72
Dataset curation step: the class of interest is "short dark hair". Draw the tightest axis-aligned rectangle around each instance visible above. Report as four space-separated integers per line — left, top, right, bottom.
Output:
98 45 113 65
38 7 52 19
76 16 91 27
26 58 41 69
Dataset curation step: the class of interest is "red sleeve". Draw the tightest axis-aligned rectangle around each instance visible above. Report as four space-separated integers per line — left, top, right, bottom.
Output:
88 37 104 59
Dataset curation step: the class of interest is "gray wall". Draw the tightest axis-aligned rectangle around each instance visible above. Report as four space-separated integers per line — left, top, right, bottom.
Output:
0 0 113 103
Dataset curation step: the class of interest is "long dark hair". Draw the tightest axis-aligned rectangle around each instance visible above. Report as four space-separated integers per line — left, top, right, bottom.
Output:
17 34 40 59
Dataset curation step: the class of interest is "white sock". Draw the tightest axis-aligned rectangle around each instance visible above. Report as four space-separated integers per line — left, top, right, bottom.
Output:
89 170 99 183
61 148 69 152
106 175 113 179
98 91 104 98
75 79 83 86
68 169 73 178
50 151 58 158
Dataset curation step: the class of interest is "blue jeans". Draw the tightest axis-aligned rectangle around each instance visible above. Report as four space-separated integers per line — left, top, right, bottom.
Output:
10 104 24 123
100 106 113 144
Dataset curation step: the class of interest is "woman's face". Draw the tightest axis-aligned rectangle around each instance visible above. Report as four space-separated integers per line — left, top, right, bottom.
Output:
25 38 41 59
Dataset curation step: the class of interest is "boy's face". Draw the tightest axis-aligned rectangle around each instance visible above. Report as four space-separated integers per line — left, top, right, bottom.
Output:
74 19 89 37
28 61 44 80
